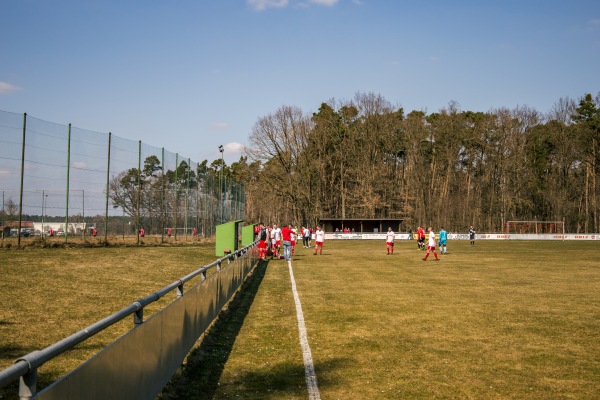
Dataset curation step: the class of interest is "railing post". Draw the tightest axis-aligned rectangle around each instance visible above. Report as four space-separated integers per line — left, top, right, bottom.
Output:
134 308 144 326
176 282 184 299
18 368 36 400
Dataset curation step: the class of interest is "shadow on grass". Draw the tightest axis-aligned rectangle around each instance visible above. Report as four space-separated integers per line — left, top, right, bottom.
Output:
159 260 347 399
158 260 270 400
0 343 36 362
213 357 350 399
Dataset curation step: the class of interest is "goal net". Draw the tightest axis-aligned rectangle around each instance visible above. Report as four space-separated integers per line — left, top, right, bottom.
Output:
505 221 565 235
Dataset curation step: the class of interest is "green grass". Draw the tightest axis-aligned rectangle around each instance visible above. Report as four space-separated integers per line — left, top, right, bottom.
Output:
2 240 600 399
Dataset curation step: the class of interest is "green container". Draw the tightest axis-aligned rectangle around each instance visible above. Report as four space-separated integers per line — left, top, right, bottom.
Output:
215 220 243 257
241 224 256 247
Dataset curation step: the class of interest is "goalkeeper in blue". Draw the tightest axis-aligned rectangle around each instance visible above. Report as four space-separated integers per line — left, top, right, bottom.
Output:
438 227 448 255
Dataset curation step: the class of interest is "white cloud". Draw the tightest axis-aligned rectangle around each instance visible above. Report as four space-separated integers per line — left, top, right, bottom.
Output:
224 142 246 153
247 0 341 11
72 162 88 169
211 122 230 130
248 0 289 11
0 81 20 94
310 0 339 5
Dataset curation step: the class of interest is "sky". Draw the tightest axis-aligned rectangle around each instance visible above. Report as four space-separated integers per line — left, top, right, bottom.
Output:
1 0 599 165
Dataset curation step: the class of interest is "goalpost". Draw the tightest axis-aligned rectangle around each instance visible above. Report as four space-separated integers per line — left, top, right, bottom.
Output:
505 221 565 235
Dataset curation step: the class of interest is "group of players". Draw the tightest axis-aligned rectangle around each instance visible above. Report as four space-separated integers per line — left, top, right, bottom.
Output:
256 222 476 263
386 225 476 261
386 226 453 262
255 223 325 261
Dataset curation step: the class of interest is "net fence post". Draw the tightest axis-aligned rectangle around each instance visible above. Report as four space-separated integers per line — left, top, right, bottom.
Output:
161 147 165 244
65 123 71 243
17 113 26 248
185 157 190 240
104 132 111 243
137 140 141 246
174 153 179 241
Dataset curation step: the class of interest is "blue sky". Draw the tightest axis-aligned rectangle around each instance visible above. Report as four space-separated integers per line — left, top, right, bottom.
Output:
1 0 599 164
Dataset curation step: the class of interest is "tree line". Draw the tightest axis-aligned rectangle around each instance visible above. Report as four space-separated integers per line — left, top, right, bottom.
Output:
228 91 599 233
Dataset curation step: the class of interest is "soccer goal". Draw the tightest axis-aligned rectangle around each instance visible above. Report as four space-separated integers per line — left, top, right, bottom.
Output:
505 221 565 235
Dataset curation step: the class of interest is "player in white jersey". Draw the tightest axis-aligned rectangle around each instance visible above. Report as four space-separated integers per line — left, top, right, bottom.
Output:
271 224 282 258
386 227 395 255
313 226 325 255
422 226 439 261
290 225 297 255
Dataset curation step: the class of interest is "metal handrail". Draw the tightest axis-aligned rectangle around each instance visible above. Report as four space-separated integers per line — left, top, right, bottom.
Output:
0 245 254 396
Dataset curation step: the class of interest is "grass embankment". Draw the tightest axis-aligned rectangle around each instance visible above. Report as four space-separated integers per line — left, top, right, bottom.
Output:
0 243 217 398
164 240 600 399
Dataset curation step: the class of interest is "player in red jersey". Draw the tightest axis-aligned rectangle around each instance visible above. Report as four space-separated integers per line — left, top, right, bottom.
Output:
256 223 269 260
417 226 426 250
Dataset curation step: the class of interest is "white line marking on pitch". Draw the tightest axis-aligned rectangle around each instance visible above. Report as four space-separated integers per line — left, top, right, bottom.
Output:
288 260 321 400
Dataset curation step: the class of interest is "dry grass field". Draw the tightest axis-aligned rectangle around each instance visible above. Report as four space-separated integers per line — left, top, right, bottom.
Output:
163 239 600 399
0 233 205 249
1 239 599 399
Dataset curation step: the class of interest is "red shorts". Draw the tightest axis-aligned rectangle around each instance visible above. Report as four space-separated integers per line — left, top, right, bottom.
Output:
258 240 267 249
276 240 281 247
428 245 436 251
386 242 394 247
315 241 323 246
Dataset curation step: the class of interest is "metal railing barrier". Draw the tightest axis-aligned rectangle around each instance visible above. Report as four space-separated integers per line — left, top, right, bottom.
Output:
0 241 259 400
